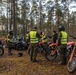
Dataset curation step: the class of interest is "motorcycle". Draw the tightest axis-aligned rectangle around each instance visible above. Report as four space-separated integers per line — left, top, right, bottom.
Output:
27 41 51 60
15 37 27 50
38 41 45 53
27 41 47 55
67 37 76 73
38 41 51 53
4 37 28 50
45 41 74 61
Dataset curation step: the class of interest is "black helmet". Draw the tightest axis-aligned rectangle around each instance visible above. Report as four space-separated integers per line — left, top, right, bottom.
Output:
17 33 19 35
34 27 37 29
40 31 42 35
9 30 13 35
26 31 29 33
53 30 56 33
58 25 65 32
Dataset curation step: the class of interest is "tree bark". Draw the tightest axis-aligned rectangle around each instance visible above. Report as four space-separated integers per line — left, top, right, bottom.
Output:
12 0 17 38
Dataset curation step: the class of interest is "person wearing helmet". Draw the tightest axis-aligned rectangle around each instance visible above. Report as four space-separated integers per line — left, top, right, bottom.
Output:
40 31 48 43
40 31 48 52
17 33 20 40
57 25 68 65
7 30 13 56
29 27 40 62
25 31 30 54
26 31 29 41
25 31 29 45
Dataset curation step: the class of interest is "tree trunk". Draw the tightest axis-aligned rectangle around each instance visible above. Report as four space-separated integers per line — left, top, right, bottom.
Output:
10 0 13 30
12 0 17 38
56 0 59 27
6 0 9 34
67 1 69 34
39 0 42 31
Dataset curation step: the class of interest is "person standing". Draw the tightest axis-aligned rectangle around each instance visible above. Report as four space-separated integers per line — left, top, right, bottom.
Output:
52 30 58 43
29 27 40 62
7 30 13 56
26 31 29 42
17 33 20 40
40 31 48 52
57 25 68 65
25 31 30 53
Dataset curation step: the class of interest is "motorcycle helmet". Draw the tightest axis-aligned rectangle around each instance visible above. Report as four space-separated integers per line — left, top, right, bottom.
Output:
9 30 13 35
53 30 56 33
17 33 19 35
26 31 29 33
40 31 42 35
58 25 65 32
34 26 37 30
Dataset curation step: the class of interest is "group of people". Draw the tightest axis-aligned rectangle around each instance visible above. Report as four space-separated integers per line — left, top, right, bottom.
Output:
7 25 68 65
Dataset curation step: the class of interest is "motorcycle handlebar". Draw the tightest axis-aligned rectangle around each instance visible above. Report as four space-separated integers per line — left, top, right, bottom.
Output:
69 34 76 39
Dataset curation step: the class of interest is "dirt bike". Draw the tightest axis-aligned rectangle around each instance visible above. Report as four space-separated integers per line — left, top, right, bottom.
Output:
14 38 27 50
0 40 4 56
67 37 76 73
27 41 51 59
38 41 51 53
4 37 28 50
46 41 74 61
27 41 48 55
38 41 45 53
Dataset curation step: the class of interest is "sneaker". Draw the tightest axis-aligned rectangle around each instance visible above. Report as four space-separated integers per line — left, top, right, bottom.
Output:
27 49 30 54
58 61 66 65
8 53 12 56
58 61 63 65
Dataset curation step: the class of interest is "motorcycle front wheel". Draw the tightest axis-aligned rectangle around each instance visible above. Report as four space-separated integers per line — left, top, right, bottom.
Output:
67 57 76 73
16 43 23 50
45 47 57 61
0 47 4 56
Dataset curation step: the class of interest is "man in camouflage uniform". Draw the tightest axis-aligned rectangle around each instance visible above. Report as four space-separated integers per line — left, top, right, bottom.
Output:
58 25 68 65
7 30 13 56
25 31 30 54
29 27 40 62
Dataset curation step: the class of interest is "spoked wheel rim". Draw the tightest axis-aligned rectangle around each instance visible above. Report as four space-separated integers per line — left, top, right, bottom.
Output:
0 48 4 56
38 47 44 53
46 49 57 61
0 49 2 54
16 44 23 50
67 57 76 73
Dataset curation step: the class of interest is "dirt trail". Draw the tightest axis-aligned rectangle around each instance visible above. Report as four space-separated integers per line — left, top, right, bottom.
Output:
0 49 76 75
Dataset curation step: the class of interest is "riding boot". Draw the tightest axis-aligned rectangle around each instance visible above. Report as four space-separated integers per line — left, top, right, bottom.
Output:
8 49 12 56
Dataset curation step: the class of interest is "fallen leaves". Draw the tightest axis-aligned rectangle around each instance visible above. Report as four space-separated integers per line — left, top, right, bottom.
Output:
0 50 75 75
